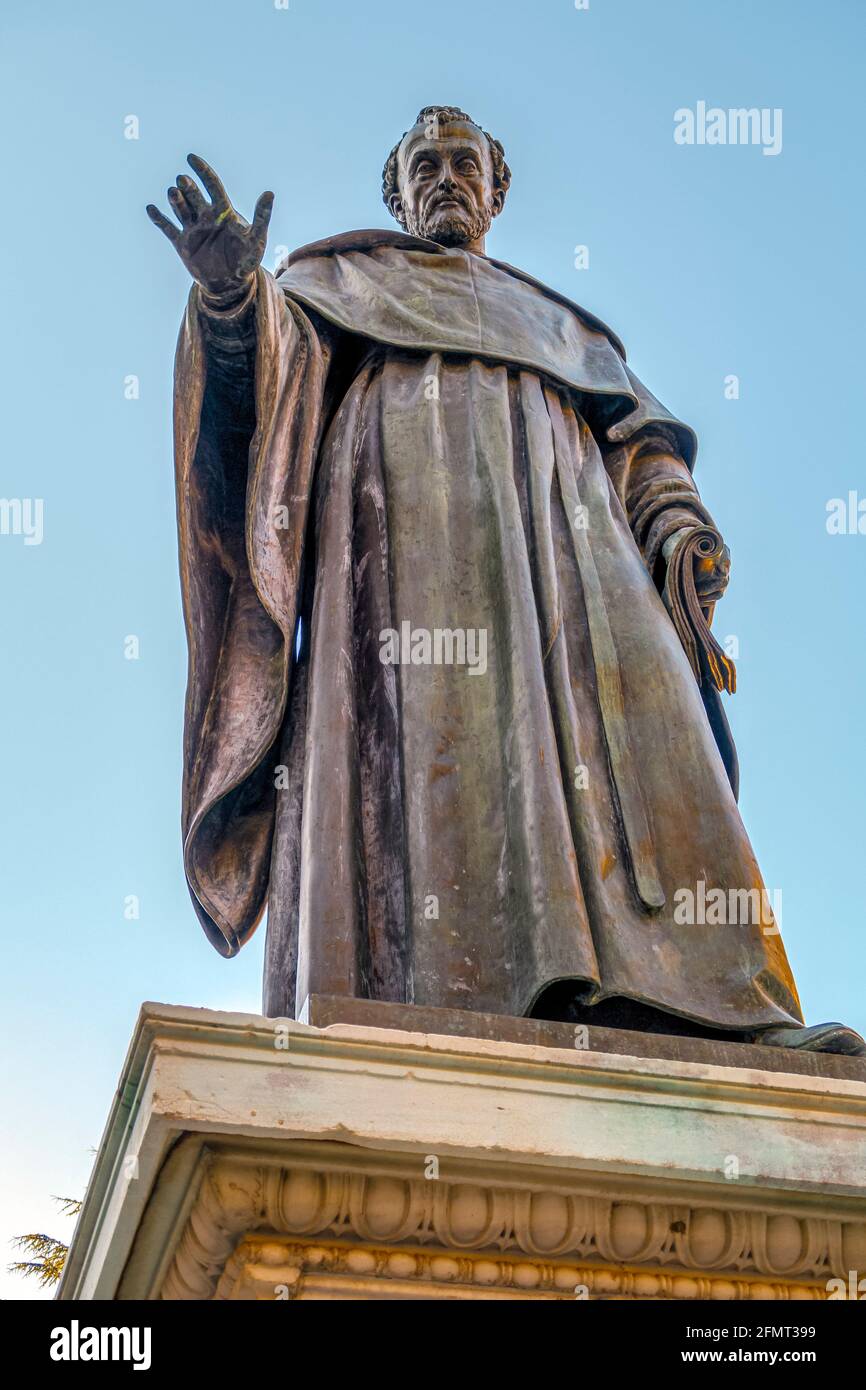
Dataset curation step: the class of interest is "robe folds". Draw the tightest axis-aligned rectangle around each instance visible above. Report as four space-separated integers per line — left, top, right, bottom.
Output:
174 228 803 1030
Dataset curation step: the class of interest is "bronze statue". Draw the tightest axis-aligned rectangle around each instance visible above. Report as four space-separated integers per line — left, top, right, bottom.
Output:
148 107 863 1054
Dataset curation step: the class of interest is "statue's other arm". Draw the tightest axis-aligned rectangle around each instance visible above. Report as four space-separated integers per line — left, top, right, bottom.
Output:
604 423 730 606
602 413 736 700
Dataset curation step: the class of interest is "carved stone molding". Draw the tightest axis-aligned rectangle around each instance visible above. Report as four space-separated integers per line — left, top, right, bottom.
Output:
215 1235 828 1301
160 1154 864 1300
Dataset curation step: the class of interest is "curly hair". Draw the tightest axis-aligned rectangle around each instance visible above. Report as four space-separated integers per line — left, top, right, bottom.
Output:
382 105 512 226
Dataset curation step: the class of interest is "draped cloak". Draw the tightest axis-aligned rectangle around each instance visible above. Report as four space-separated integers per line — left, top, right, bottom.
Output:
173 229 803 1031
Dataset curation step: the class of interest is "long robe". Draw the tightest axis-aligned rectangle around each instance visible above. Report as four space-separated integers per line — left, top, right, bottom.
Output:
173 229 803 1031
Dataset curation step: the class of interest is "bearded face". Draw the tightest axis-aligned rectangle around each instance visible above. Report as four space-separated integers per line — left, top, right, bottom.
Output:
391 119 502 249
418 200 491 247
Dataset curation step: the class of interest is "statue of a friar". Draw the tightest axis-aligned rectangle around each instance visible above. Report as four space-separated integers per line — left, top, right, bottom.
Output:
148 105 863 1054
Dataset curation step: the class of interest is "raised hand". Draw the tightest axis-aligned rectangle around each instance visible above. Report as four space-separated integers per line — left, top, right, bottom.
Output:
146 154 274 299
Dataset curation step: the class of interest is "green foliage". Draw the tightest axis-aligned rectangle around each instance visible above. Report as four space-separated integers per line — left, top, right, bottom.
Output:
9 1197 82 1288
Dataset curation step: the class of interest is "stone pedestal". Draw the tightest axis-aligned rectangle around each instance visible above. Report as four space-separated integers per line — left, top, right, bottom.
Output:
58 1001 866 1301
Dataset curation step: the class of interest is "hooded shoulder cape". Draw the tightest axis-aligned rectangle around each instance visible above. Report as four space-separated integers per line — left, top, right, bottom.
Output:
277 230 697 468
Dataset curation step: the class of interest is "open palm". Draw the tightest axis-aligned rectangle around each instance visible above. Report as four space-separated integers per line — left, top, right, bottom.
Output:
146 153 274 298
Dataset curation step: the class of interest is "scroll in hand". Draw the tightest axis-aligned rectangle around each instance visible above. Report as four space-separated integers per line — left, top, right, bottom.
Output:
664 527 736 695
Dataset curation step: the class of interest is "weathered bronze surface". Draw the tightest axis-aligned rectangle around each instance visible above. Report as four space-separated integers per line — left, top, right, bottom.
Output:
302 995 866 1083
147 107 861 1052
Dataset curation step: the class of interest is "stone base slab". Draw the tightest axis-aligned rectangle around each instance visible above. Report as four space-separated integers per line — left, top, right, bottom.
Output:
301 992 866 1082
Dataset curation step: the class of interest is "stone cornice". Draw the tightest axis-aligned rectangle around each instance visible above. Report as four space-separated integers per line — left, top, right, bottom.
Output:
158 1149 858 1300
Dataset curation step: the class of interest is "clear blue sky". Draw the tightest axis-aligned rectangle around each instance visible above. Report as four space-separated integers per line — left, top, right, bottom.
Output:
1 0 863 1297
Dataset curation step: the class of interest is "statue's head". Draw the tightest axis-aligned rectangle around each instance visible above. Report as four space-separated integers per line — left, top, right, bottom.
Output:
382 106 511 250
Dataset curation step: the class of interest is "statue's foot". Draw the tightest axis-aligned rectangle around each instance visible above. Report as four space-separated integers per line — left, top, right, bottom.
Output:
752 1022 866 1057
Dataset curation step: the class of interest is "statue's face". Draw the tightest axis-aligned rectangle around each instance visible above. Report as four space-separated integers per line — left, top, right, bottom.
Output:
391 119 503 247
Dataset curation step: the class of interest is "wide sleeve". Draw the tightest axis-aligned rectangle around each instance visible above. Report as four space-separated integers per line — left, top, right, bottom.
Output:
174 267 326 956
598 368 740 795
600 363 708 584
